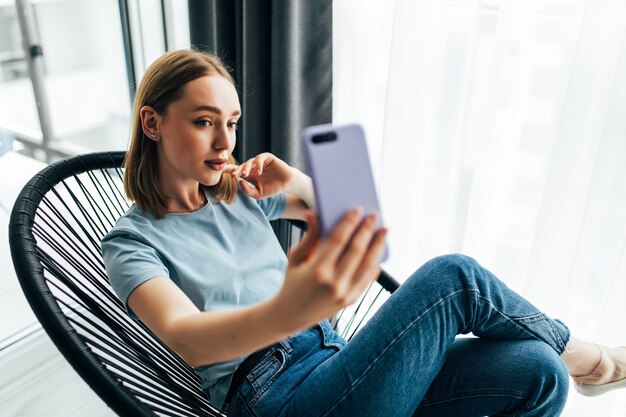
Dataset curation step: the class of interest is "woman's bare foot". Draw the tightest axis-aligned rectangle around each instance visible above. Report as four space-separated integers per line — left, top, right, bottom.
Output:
562 337 602 377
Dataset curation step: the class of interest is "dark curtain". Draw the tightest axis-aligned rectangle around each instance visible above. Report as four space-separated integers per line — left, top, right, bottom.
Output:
188 0 332 171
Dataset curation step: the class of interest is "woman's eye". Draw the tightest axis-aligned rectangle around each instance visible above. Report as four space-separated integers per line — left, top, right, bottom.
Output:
195 120 212 127
228 122 239 130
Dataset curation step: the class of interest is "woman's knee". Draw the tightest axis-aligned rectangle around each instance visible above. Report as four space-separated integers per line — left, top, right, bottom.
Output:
417 254 483 288
429 253 478 269
520 341 570 411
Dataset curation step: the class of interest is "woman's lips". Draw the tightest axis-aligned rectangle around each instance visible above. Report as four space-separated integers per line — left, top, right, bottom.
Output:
205 160 225 171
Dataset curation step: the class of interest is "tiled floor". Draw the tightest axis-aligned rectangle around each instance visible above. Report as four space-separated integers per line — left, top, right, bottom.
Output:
0 327 114 417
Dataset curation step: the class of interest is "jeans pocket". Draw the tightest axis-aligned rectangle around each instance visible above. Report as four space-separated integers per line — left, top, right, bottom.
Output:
248 349 285 408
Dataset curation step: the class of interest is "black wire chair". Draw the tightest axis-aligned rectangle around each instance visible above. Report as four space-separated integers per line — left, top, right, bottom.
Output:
8 151 400 416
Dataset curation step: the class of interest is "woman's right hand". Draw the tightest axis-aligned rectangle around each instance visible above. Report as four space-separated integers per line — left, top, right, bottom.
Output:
274 208 388 332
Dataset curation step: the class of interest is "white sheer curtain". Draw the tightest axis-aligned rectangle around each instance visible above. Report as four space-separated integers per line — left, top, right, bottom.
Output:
334 0 626 415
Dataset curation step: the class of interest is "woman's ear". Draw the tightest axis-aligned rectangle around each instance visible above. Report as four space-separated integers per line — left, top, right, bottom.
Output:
140 106 160 142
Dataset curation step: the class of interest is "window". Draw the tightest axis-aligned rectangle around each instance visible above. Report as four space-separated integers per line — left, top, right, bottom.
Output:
0 0 189 348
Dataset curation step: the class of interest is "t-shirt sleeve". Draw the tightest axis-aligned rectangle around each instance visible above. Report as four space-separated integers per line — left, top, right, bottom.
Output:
101 231 169 319
255 192 286 220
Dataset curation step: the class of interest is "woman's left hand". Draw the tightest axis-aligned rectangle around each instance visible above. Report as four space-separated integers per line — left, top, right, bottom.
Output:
223 153 295 199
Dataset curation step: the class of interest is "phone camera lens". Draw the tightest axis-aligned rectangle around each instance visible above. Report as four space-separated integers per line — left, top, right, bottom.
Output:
312 132 337 144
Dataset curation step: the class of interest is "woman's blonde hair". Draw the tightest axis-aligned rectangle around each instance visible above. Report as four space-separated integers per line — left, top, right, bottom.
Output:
124 49 239 219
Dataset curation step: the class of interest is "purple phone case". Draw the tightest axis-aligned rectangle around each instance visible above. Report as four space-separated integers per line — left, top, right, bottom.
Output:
301 123 388 262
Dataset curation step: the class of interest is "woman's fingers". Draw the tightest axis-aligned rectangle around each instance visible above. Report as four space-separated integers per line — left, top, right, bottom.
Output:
333 228 386 307
314 207 366 267
334 212 380 278
228 159 250 178
349 227 387 288
222 164 238 174
283 211 388 323
228 153 275 179
308 210 386 308
241 160 254 177
288 211 321 265
228 167 240 178
332 213 385 304
238 179 259 198
254 153 269 176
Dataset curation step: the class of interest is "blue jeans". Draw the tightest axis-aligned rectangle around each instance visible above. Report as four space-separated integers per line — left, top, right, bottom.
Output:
224 254 571 417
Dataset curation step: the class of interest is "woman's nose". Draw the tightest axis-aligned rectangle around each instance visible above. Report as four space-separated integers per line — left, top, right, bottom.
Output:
213 126 231 150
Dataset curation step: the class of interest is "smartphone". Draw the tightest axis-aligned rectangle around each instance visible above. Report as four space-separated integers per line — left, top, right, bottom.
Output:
301 123 388 262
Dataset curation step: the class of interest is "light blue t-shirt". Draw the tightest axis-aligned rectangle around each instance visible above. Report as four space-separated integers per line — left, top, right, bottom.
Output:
101 188 287 409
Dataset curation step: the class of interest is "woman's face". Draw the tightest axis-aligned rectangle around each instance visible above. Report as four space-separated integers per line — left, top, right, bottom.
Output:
156 75 241 187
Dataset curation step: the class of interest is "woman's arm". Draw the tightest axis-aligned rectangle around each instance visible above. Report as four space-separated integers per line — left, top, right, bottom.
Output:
283 168 316 221
284 167 316 211
128 277 297 367
128 209 387 368
282 193 309 221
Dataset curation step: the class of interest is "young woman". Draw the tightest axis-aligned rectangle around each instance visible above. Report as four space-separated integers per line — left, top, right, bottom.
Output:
102 49 626 417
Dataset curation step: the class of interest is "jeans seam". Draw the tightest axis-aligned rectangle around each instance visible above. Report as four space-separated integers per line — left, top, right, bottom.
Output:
321 289 468 417
238 392 258 417
476 295 542 337
548 318 567 352
476 294 567 354
418 391 526 408
513 312 545 322
421 394 528 417
250 354 278 379
280 339 293 353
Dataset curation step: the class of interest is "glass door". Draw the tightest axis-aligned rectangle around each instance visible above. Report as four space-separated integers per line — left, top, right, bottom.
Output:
0 0 134 347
